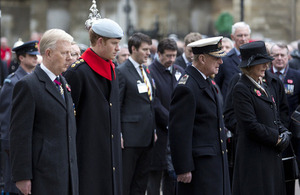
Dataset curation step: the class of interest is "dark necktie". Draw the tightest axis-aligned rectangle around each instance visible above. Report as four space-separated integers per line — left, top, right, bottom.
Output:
54 76 64 99
207 78 216 100
275 71 283 81
238 55 242 61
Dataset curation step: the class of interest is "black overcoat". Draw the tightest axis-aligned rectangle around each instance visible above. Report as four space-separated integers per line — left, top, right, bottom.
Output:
232 74 287 195
64 58 122 195
148 59 184 170
169 65 231 195
10 66 78 194
215 48 241 99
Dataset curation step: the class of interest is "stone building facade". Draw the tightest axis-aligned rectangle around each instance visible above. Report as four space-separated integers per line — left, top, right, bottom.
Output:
1 0 299 46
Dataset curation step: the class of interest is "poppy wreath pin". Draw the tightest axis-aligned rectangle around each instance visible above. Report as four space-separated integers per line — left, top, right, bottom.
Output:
66 84 71 92
287 79 293 84
211 80 219 93
146 67 150 74
254 89 261 97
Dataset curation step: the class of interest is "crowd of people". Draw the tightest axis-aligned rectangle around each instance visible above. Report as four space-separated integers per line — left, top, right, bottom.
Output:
0 14 300 195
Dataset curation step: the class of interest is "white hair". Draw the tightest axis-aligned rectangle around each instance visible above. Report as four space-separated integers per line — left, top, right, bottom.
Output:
39 29 73 55
231 22 251 35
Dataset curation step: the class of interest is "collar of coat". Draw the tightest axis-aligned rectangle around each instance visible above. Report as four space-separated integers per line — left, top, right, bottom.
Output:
81 48 115 81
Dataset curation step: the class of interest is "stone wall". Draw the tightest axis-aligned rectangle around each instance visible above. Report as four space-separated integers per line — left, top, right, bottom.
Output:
1 0 299 47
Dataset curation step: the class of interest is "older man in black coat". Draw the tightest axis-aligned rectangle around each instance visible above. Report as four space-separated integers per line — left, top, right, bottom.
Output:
215 22 251 99
10 29 78 195
169 37 231 195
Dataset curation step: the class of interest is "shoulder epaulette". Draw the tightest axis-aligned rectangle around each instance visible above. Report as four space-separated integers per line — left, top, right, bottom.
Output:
71 58 84 68
4 78 12 84
178 74 189 85
3 72 16 84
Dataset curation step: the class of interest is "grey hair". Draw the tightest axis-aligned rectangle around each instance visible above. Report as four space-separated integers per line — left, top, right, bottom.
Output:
222 37 234 48
231 22 251 35
39 29 74 55
270 42 289 55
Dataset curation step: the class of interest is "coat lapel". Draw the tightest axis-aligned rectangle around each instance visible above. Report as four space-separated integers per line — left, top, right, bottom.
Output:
186 66 215 103
35 66 66 109
126 62 153 102
242 74 273 104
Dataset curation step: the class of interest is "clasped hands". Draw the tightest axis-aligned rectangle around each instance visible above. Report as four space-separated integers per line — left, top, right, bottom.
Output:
276 131 292 152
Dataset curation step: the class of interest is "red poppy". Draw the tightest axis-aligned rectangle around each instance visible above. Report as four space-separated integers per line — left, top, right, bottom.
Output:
287 79 293 84
146 68 150 74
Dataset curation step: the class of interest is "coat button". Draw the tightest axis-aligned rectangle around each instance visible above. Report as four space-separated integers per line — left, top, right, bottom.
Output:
113 167 116 171
110 103 113 107
111 134 114 139
219 128 222 132
222 151 224 154
274 121 277 125
221 139 223 143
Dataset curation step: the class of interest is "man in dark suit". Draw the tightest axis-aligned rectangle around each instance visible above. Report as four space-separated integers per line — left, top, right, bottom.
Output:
10 29 78 195
269 43 300 117
215 22 251 99
169 36 231 195
64 18 124 195
0 40 39 195
116 32 156 195
174 32 202 70
147 38 184 195
268 43 300 195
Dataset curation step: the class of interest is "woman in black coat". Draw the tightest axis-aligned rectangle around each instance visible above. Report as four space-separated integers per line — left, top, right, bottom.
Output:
232 41 291 195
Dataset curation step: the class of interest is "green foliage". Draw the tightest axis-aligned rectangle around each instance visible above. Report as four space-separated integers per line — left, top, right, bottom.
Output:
215 12 234 35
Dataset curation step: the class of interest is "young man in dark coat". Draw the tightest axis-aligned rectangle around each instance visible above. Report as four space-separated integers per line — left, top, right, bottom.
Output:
147 38 184 195
10 29 78 195
169 36 231 195
64 18 124 195
0 40 39 195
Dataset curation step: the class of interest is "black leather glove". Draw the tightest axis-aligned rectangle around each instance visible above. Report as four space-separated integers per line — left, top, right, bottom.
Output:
276 131 292 152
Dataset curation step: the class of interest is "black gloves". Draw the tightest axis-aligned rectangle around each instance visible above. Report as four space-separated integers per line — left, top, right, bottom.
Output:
276 131 292 152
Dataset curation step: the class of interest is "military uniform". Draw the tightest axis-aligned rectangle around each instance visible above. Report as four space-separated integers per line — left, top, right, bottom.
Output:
0 67 27 194
169 37 231 195
0 40 39 194
64 50 122 195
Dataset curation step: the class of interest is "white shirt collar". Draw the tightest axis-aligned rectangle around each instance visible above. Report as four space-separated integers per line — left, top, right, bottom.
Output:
182 53 190 64
129 56 141 69
272 66 285 74
40 63 57 82
192 65 207 80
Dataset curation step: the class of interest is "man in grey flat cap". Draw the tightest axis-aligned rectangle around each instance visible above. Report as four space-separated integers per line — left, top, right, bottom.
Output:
169 36 231 195
64 18 124 195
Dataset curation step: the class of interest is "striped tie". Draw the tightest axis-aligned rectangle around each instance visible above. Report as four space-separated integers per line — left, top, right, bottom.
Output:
139 65 152 101
54 76 64 99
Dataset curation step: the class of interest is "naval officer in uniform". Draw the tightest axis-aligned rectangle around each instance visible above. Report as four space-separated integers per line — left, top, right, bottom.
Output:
169 36 231 195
